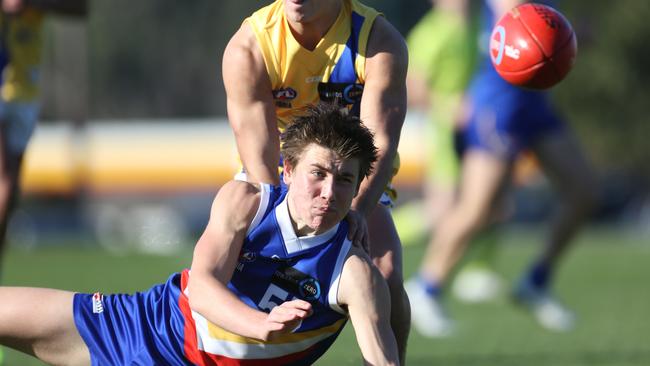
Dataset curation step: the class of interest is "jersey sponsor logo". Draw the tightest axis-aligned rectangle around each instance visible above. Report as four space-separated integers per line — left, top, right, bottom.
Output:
273 87 297 109
343 84 364 104
240 251 257 263
318 82 364 105
271 264 322 303
273 87 297 100
299 277 321 301
92 292 104 314
237 251 257 271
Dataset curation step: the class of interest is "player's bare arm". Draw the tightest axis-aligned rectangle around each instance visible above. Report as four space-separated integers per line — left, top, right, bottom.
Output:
339 246 400 365
187 181 311 341
354 15 408 216
223 23 281 185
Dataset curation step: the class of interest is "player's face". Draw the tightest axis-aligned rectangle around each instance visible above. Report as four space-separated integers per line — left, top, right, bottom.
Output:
284 143 360 236
283 0 340 24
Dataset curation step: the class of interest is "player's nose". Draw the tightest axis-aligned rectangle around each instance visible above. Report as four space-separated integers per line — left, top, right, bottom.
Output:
319 177 336 202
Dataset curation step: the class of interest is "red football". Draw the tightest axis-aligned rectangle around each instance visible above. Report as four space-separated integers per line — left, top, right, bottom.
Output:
490 3 577 89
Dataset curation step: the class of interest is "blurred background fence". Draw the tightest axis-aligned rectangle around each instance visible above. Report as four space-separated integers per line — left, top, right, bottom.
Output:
17 0 650 252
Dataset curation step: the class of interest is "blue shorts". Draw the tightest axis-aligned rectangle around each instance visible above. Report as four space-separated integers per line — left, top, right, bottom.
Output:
0 99 40 155
73 273 191 365
460 70 565 160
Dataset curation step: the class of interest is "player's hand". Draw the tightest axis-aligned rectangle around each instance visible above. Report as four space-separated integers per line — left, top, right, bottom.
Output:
264 299 313 340
345 209 370 254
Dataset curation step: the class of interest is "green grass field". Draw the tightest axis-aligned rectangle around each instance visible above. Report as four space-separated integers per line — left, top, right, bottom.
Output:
2 226 649 365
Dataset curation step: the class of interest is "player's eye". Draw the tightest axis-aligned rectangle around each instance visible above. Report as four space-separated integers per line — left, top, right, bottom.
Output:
337 175 354 184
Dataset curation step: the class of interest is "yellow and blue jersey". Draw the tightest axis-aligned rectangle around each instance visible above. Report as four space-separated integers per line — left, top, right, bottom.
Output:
245 0 380 129
0 8 44 102
245 1 399 203
74 183 353 365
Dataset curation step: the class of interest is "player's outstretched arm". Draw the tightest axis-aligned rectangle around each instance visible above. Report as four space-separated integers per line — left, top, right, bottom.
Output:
339 247 400 365
187 181 311 341
223 23 281 185
354 16 408 215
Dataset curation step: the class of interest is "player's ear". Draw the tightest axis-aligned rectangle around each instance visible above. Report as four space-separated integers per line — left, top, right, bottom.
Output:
283 161 294 186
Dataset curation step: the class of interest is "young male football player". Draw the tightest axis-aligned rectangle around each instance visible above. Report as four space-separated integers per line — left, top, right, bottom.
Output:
0 103 400 365
223 1 410 361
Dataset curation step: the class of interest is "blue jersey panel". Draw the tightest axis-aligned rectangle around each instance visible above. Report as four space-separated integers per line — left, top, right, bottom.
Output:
230 184 350 340
329 10 363 84
326 10 364 117
73 273 191 366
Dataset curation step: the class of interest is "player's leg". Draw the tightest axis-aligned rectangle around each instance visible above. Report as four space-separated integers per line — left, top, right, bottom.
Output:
449 128 505 303
530 129 597 273
0 287 91 365
513 129 598 331
367 205 409 365
450 223 504 303
0 102 39 276
0 136 22 262
423 150 511 284
407 149 512 337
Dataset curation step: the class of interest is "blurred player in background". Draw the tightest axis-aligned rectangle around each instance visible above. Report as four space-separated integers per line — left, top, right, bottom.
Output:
396 0 506 314
223 0 410 361
398 0 477 241
0 0 86 271
0 2 85 362
406 0 599 336
0 103 400 365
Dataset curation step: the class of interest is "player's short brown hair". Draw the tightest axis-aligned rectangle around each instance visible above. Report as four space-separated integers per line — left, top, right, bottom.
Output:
281 103 378 183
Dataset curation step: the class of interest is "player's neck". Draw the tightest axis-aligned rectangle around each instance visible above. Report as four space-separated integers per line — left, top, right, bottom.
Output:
286 194 329 237
287 2 342 51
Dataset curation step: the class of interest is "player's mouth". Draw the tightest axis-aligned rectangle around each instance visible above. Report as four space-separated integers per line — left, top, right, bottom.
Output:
315 205 336 214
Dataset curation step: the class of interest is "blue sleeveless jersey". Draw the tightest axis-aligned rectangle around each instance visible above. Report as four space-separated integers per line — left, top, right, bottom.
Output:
461 0 564 159
74 183 352 365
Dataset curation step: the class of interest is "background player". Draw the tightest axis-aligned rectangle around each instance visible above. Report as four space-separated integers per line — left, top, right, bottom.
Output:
222 0 410 361
0 0 86 275
0 103 400 365
406 0 599 336
396 0 505 309
1 2 86 362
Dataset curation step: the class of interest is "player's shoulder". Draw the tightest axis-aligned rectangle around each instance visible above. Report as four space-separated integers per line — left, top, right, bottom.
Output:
338 245 385 307
367 15 408 60
371 16 405 42
223 20 267 80
213 180 264 221
224 20 258 57
219 180 262 201
342 246 376 284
